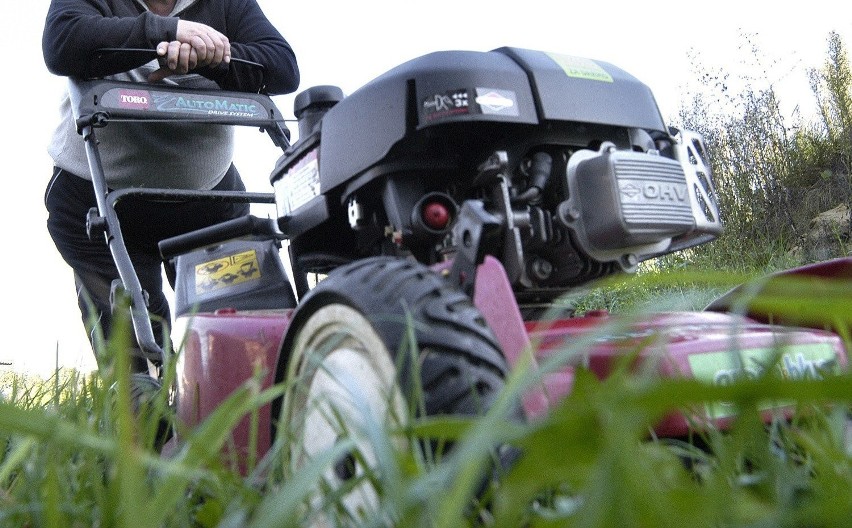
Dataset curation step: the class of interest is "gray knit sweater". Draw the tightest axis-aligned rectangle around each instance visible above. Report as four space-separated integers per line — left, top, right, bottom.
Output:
49 64 234 190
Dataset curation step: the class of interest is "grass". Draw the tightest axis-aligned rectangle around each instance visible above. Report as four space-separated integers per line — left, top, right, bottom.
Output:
4 30 849 527
0 264 849 527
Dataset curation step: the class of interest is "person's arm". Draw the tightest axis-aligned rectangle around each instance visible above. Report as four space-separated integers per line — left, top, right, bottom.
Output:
42 0 179 78
43 0 299 94
206 0 300 95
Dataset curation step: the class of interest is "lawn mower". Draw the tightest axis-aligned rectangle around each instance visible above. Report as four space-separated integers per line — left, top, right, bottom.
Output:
70 46 849 500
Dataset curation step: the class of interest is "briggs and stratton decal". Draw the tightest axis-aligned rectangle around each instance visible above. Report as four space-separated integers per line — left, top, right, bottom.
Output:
475 88 519 116
687 343 839 419
195 249 261 295
422 89 470 122
101 87 266 119
547 53 613 83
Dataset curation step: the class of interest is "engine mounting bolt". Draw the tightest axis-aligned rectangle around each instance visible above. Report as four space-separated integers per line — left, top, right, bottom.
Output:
530 258 553 280
557 202 580 222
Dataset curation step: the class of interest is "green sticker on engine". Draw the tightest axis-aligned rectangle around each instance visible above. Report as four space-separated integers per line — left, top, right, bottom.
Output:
688 343 839 419
547 53 613 83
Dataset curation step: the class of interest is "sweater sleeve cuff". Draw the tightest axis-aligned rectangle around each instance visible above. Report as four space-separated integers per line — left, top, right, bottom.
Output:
144 13 179 44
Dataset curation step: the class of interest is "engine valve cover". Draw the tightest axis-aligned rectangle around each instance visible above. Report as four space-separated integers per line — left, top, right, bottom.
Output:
562 141 718 267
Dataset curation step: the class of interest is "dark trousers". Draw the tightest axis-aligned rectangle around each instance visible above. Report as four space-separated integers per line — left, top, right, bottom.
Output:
45 165 250 372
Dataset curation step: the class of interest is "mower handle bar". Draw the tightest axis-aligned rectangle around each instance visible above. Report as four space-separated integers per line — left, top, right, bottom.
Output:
74 48 288 363
87 48 268 89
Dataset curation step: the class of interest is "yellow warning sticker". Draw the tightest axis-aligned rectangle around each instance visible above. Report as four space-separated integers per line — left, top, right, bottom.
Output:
194 249 261 294
547 53 613 83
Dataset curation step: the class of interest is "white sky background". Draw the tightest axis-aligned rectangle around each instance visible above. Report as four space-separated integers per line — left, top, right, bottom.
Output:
2 1 850 376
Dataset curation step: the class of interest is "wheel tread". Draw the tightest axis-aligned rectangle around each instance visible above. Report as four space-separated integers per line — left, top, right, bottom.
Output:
282 256 509 418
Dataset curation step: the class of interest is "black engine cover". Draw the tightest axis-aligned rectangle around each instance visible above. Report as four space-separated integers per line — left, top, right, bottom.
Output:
307 47 668 193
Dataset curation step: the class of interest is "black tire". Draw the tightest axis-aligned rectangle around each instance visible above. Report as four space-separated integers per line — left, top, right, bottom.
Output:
271 256 512 517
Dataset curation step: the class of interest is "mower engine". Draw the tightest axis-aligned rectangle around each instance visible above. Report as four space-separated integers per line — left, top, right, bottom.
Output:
271 47 722 307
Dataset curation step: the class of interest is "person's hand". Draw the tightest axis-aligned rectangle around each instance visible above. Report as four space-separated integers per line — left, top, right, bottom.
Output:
148 41 198 82
147 20 230 82
175 20 230 68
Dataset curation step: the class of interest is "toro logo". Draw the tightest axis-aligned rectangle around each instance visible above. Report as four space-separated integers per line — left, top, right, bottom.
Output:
118 89 150 110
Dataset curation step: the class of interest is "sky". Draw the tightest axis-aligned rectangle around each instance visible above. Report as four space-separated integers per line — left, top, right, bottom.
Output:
2 1 850 376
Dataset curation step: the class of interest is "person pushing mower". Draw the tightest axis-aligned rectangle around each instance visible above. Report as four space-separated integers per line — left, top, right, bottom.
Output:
41 0 300 375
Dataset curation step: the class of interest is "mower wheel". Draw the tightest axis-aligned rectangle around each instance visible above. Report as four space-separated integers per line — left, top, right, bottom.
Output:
273 256 511 520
